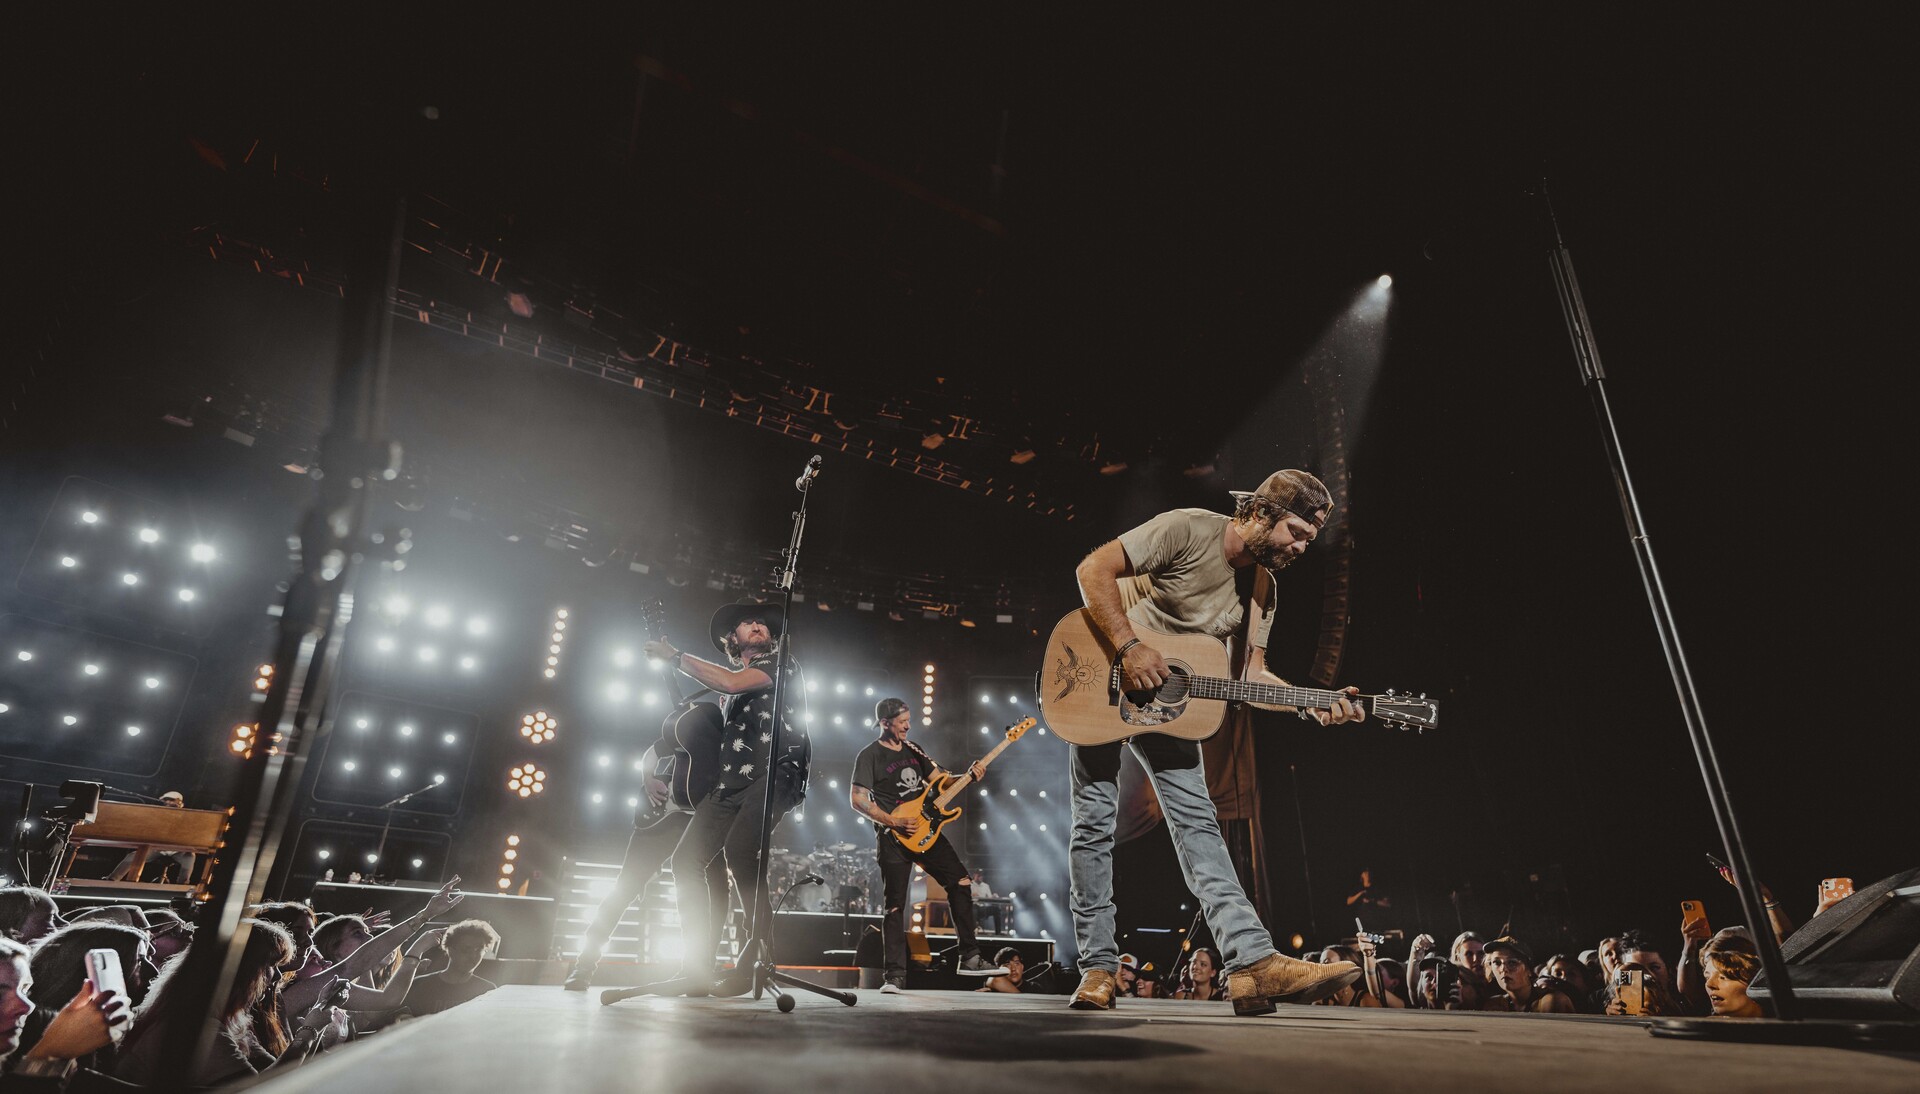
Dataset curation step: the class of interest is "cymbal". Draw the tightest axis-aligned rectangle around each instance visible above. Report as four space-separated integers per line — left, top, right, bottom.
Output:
828 841 857 852
770 848 789 854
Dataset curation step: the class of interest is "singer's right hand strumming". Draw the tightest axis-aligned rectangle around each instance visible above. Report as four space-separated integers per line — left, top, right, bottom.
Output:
1119 642 1171 691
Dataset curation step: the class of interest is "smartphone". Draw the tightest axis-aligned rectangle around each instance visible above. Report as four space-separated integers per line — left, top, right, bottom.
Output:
1704 852 1729 871
1819 878 1855 902
85 948 129 1043
1680 900 1710 937
1616 968 1646 1015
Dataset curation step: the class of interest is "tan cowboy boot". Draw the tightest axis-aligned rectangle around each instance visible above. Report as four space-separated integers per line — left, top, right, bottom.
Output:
1226 954 1362 1016
1069 968 1119 1010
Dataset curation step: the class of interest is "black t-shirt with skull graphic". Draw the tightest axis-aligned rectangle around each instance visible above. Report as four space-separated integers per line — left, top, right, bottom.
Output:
851 738 939 835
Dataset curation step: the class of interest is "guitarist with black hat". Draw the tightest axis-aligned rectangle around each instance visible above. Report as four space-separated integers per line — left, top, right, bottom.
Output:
640 598 811 995
849 697 1005 992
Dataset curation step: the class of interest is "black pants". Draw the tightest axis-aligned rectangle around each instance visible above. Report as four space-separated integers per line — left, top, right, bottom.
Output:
668 775 803 972
578 809 732 965
877 832 982 978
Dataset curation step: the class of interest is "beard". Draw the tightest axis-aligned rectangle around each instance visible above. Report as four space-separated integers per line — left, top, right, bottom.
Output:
1242 526 1297 571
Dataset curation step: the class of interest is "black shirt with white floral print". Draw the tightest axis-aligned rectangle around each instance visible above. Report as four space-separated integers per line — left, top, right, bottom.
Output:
715 653 809 791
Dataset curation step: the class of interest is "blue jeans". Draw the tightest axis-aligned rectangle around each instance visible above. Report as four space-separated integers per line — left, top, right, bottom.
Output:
1069 735 1272 972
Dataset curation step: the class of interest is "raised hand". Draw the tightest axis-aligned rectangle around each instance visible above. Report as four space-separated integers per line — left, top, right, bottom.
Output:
25 983 130 1060
406 927 449 958
425 876 465 917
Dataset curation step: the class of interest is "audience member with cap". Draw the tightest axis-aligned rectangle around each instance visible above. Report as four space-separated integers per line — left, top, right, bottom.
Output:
1482 938 1576 1013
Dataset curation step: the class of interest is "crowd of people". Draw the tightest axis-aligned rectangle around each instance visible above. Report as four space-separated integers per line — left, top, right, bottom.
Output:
0 878 502 1090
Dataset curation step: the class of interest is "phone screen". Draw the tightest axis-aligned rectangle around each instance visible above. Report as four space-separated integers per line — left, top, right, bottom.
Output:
86 948 129 1005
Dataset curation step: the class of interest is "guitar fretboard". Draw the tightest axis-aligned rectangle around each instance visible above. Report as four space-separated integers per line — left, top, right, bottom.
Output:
1179 676 1356 709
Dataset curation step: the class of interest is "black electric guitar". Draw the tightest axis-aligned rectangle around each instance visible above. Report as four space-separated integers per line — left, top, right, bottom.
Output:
643 600 726 811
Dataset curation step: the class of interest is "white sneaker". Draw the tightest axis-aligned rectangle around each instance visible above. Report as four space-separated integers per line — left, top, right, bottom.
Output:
879 979 904 994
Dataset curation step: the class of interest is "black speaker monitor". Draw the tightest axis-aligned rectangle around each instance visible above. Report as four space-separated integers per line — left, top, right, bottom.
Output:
1750 865 1920 1019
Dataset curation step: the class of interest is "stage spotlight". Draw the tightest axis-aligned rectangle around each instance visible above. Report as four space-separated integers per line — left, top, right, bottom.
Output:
1377 273 1393 288
177 589 196 602
832 715 843 725
432 773 445 784
613 649 634 668
84 663 100 676
1009 789 1018 797
388 766 403 778
0 704 9 714
386 596 410 616
980 726 989 735
459 655 477 670
15 651 30 662
835 682 847 694
121 573 139 586
827 779 839 790
190 543 216 562
632 759 644 772
411 857 424 869
375 636 396 652
62 714 78 726
864 687 874 696
137 528 159 544
641 691 658 707
443 732 458 745
794 812 804 821
1038 790 1047 798
424 606 451 627
979 822 987 830
398 723 415 737
805 680 818 693
417 646 437 662
596 754 611 768
80 511 100 525
507 764 547 796
254 664 274 690
60 556 77 568
591 792 604 804
355 718 370 730
607 682 629 702
520 711 557 743
466 617 489 637
1038 824 1047 832
343 761 357 772
125 725 141 736
318 849 331 860
143 677 159 689
366 853 379 864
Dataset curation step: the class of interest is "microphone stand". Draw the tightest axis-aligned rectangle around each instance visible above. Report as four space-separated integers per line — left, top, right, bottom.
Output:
1537 184 1884 1042
371 779 442 880
744 462 855 1011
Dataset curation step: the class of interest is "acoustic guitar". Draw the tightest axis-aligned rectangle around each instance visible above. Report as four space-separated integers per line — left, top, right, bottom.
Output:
643 600 726 810
890 718 1035 853
1036 609 1439 747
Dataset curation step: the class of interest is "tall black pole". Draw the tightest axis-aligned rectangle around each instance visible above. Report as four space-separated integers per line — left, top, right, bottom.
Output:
1541 185 1797 1019
160 141 414 1077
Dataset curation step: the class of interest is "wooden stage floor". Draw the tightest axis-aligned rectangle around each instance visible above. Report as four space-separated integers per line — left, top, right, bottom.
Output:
232 985 1920 1093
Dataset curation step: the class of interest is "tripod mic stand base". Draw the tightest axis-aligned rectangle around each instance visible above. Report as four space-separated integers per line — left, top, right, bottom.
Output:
755 964 857 1009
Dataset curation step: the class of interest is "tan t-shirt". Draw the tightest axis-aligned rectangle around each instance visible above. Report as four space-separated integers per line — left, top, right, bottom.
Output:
1116 509 1274 646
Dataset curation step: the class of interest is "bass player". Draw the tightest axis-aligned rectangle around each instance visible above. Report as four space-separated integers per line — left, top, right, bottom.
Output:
849 697 1005 992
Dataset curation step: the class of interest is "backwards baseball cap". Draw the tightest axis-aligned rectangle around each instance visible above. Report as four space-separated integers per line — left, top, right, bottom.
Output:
1483 937 1535 967
1228 469 1334 529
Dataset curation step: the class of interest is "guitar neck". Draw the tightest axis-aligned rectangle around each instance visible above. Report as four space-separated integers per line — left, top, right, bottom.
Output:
1184 676 1359 710
933 736 1016 808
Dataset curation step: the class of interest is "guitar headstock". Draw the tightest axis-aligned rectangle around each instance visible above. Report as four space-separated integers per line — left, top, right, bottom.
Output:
1371 691 1440 731
642 599 667 639
1006 717 1036 742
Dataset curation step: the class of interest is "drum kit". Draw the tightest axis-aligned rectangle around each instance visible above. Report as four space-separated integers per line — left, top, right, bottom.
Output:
769 841 878 914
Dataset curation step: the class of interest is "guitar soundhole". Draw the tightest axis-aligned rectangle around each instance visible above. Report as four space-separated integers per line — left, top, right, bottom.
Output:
1120 664 1191 727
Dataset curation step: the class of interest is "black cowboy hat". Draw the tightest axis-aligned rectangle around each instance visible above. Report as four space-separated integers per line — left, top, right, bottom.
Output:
708 598 785 652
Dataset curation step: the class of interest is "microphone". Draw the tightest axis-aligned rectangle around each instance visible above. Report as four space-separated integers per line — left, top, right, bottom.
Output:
801 873 824 886
794 455 822 491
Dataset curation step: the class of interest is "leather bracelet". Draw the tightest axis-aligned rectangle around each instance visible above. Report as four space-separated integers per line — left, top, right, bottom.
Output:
1116 638 1141 659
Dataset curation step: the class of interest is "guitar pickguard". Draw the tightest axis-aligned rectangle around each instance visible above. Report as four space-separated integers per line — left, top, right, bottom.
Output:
1117 663 1194 727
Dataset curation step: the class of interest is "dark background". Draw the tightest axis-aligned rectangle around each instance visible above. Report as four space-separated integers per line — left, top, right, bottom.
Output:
5 7 1909 969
